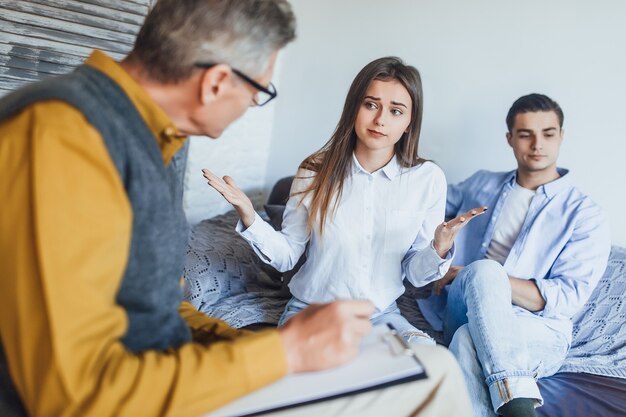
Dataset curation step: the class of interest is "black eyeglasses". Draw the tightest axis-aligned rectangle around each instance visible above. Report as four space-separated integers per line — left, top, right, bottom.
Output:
195 63 277 106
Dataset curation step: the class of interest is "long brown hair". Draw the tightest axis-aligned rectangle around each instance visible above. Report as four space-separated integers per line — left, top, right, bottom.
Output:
299 56 425 235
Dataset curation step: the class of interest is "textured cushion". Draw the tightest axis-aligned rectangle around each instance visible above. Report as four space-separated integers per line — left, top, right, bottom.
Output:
533 246 626 416
559 245 626 377
183 211 288 327
182 175 302 328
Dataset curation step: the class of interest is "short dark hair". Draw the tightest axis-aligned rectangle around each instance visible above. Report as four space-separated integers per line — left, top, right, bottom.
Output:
506 93 564 132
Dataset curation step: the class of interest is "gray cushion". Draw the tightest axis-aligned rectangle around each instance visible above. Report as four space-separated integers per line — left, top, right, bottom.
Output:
263 204 286 231
266 176 294 205
558 245 626 378
183 211 288 327
532 246 626 416
182 176 304 327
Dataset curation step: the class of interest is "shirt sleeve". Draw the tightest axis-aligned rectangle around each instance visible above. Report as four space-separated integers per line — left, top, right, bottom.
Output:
0 103 287 417
179 300 249 340
237 168 313 272
533 203 611 320
402 165 454 286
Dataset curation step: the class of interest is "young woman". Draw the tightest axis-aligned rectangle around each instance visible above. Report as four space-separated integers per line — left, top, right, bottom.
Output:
203 57 485 343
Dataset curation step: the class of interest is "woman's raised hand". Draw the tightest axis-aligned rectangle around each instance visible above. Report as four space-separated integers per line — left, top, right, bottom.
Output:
433 206 488 258
202 169 256 228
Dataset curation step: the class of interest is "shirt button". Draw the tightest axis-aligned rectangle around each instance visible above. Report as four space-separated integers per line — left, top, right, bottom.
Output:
366 235 371 240
482 243 487 247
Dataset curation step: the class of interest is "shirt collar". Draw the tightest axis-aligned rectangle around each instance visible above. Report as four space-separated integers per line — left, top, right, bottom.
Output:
542 168 572 198
84 50 187 165
504 168 573 198
351 153 402 180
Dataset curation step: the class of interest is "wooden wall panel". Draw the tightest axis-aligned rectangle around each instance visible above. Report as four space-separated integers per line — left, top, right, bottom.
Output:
0 0 153 96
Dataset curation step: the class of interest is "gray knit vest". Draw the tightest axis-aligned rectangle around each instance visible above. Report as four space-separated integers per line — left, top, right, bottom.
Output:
0 65 191 415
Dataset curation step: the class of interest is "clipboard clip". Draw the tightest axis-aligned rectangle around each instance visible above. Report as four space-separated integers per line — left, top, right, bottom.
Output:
383 324 423 366
383 328 412 357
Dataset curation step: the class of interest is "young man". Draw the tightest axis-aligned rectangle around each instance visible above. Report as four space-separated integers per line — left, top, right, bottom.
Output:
0 1 471 416
424 93 611 417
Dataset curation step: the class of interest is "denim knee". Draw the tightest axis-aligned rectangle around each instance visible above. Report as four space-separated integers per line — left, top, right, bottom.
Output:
459 259 510 297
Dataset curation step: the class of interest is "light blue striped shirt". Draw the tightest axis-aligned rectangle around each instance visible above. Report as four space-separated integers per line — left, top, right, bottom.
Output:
420 168 611 338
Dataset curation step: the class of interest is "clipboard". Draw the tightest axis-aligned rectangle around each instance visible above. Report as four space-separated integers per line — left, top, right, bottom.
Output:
205 324 428 417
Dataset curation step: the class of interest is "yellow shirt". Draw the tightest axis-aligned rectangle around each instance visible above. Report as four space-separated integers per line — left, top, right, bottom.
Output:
0 50 287 417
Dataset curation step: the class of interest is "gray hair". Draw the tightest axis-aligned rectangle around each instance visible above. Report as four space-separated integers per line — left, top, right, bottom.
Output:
129 0 296 83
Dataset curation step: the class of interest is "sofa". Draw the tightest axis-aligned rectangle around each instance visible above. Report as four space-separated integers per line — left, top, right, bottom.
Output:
183 177 626 417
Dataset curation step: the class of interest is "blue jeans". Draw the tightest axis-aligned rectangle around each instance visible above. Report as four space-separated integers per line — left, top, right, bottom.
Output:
278 296 435 345
445 260 569 416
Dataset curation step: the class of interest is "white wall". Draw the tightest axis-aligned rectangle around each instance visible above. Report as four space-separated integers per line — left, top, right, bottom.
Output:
183 99 278 224
184 54 294 225
266 0 626 245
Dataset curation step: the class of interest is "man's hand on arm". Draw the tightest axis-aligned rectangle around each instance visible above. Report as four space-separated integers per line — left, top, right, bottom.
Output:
433 266 464 295
432 268 548 314
278 300 374 373
509 277 546 312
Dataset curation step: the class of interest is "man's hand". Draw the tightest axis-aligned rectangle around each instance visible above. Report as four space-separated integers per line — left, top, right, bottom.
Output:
278 300 374 373
433 207 488 258
202 169 256 227
433 266 464 295
509 277 546 312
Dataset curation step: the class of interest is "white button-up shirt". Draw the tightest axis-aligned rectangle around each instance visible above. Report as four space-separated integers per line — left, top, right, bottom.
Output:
237 155 452 311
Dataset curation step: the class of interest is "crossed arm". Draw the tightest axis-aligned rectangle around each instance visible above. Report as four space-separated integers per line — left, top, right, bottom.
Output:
435 267 546 311
509 277 545 312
